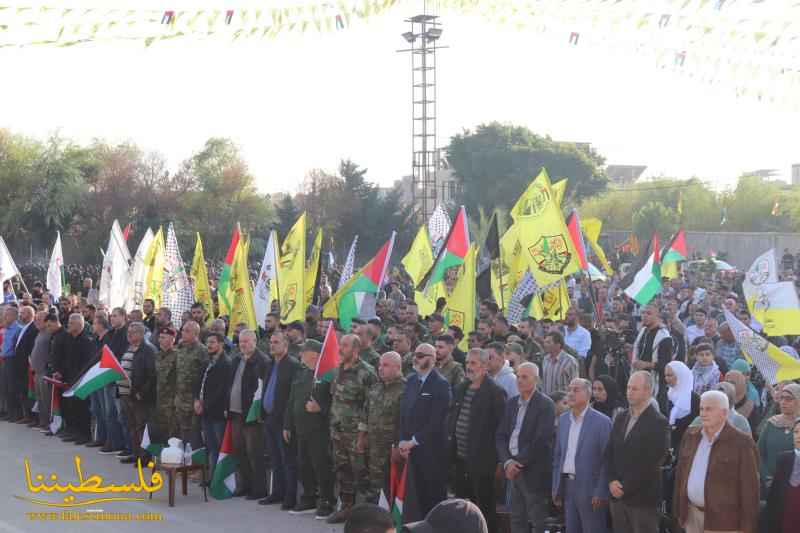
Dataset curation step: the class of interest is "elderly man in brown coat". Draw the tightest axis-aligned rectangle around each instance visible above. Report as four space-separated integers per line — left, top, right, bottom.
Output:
673 390 759 533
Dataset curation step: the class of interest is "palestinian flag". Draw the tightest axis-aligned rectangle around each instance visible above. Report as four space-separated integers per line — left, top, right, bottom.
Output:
662 228 687 264
565 210 589 270
420 206 470 290
63 346 127 400
49 385 62 434
322 233 395 331
190 447 207 466
314 322 340 383
623 233 662 306
245 378 263 423
217 225 241 316
27 365 36 401
210 420 238 500
392 460 407 532
141 424 164 457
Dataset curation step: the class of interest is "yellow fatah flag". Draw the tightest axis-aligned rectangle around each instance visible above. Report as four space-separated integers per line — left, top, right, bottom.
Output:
190 233 214 324
581 217 614 275
305 228 323 309
530 281 570 321
228 235 258 336
444 244 477 351
552 178 568 207
511 169 581 286
402 226 439 316
492 225 526 311
143 227 165 309
278 213 306 324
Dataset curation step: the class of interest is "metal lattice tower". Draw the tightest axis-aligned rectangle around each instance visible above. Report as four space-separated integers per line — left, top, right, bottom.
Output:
399 9 445 225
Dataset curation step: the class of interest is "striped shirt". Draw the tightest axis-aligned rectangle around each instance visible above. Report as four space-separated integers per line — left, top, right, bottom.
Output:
541 351 579 396
455 387 476 459
118 348 135 396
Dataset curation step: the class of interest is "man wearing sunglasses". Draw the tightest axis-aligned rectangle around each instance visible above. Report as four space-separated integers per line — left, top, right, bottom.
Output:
398 343 452 518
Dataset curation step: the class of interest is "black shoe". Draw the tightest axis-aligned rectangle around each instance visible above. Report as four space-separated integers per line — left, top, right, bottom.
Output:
119 456 138 464
116 450 133 458
245 493 263 501
315 502 335 520
74 437 89 445
281 500 296 511
233 488 248 498
61 435 77 442
288 499 317 515
85 440 103 448
258 494 283 505
98 446 118 455
43 431 54 437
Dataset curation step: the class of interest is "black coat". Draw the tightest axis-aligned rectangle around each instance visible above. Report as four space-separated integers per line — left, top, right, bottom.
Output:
199 354 232 422
129 342 157 406
605 403 670 506
58 332 95 384
400 369 452 481
263 353 301 426
108 326 128 361
766 450 797 533
449 377 506 475
495 390 556 493
11 323 37 380
669 392 701 453
225 350 269 423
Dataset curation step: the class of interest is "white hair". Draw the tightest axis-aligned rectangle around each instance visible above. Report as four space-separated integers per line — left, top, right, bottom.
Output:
701 390 730 410
517 361 540 377
467 348 491 366
380 351 402 366
239 329 257 341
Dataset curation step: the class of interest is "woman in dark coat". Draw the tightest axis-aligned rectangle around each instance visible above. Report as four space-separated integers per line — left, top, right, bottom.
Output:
766 419 800 533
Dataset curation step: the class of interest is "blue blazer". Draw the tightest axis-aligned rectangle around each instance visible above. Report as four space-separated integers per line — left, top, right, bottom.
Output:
400 369 452 480
552 407 612 501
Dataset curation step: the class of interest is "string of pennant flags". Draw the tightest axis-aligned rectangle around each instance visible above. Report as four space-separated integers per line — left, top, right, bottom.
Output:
0 0 798 104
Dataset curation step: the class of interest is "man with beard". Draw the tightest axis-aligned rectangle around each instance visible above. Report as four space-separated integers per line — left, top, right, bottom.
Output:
516 318 543 364
434 335 465 393
450 348 505 532
142 299 156 333
631 304 674 412
398 343 452 517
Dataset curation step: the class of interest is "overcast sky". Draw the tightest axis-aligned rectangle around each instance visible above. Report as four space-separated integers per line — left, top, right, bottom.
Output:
1 5 797 193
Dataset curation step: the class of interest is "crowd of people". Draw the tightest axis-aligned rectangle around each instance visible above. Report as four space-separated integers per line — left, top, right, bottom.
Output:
1 257 798 533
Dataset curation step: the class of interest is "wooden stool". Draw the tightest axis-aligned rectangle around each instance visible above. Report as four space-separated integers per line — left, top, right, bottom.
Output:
149 460 208 507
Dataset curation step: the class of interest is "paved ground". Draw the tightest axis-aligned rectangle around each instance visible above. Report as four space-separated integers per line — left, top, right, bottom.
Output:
0 421 341 533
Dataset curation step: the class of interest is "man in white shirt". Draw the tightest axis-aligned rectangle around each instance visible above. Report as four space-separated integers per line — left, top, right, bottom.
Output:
684 309 707 345
563 308 591 361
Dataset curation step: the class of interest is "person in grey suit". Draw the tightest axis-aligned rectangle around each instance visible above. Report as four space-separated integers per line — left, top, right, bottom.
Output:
496 362 555 533
552 378 612 533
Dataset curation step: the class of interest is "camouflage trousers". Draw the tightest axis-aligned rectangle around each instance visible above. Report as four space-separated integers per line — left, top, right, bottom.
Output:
365 432 393 504
331 428 368 498
152 407 177 443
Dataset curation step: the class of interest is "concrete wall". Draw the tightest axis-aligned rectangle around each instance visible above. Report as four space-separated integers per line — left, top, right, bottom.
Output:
604 230 800 270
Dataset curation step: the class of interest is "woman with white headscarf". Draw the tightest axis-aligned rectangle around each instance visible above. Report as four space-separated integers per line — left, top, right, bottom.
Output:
664 360 700 453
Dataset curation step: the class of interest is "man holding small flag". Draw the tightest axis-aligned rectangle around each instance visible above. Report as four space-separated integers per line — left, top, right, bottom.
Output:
54 314 96 446
283 334 336 518
225 329 269 500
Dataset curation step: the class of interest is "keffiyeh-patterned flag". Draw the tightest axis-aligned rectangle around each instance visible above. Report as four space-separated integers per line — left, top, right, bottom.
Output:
428 205 452 257
507 271 538 325
338 235 359 291
162 223 194 328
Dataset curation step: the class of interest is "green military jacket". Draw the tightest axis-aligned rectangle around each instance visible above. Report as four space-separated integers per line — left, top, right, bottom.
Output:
155 348 178 408
284 365 332 437
437 357 465 392
359 377 406 441
330 358 377 433
174 340 209 410
360 345 381 368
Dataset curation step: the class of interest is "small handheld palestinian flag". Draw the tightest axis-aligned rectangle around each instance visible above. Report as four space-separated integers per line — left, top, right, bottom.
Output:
245 378 264 423
27 365 36 401
63 345 127 400
210 420 238 500
314 321 340 383
141 424 164 457
50 385 63 434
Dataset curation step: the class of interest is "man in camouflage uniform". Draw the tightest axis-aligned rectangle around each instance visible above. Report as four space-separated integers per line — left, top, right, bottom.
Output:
358 351 405 504
434 334 465 393
153 327 179 441
356 321 381 368
326 334 377 524
174 320 208 446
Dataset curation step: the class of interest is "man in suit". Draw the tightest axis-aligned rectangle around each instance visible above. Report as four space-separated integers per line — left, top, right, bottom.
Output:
9 305 37 423
606 371 669 533
450 347 506 533
553 378 612 533
398 342 452 518
496 362 556 533
259 330 301 509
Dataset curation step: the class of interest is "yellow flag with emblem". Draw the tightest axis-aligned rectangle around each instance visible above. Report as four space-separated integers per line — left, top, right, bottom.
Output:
278 213 306 324
402 226 440 316
191 233 214 324
529 280 571 321
143 227 165 308
492 224 526 311
552 178 568 207
511 169 581 286
305 228 323 309
444 244 477 351
228 234 258 336
581 217 614 275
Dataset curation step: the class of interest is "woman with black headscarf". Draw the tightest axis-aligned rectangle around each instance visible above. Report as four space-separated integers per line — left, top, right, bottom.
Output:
591 374 623 421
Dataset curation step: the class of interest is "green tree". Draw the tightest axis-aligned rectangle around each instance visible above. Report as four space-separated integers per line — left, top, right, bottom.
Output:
447 122 608 215
275 194 300 238
632 202 678 242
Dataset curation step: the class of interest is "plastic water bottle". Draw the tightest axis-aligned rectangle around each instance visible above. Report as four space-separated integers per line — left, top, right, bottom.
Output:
184 443 193 466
